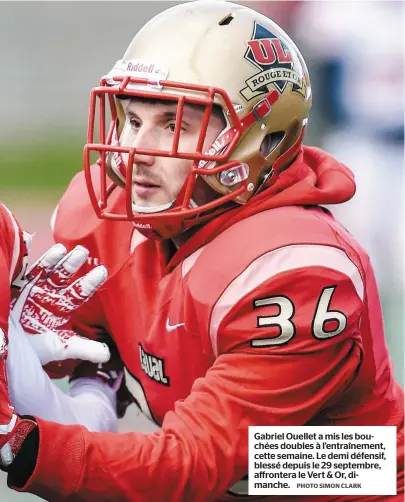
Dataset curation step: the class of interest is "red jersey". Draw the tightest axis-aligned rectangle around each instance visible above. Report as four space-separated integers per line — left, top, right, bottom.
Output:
0 203 29 337
0 202 29 434
18 147 404 501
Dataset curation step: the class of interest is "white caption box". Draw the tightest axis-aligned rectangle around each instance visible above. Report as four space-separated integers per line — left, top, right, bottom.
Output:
248 426 397 496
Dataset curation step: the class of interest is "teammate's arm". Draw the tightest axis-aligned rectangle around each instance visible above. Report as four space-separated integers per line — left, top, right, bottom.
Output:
7 313 119 432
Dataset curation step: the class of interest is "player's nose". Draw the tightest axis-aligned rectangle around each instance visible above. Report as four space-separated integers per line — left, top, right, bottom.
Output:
132 127 157 166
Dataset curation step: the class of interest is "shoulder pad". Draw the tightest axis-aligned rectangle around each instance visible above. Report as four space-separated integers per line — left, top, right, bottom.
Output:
53 167 135 273
194 206 335 278
53 168 104 245
187 205 339 309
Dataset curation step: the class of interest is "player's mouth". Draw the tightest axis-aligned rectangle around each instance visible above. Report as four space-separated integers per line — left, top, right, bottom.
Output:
133 178 161 196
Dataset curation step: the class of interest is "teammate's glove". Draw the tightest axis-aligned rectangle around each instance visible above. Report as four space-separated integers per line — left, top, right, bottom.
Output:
0 328 36 468
11 243 110 366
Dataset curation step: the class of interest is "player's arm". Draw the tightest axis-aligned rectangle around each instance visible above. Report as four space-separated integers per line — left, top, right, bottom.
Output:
0 207 38 469
6 312 119 432
4 265 364 501
7 242 128 430
0 208 117 440
0 225 12 348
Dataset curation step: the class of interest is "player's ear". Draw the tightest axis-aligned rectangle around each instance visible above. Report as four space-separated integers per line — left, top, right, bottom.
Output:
104 95 131 189
106 158 126 188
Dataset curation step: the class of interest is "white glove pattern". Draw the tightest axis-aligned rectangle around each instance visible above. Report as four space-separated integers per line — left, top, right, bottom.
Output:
11 243 110 366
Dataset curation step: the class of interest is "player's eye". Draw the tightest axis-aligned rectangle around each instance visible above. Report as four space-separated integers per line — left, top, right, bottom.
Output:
129 118 142 129
167 122 186 133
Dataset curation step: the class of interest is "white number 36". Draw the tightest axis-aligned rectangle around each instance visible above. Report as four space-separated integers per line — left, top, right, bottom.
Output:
252 286 347 347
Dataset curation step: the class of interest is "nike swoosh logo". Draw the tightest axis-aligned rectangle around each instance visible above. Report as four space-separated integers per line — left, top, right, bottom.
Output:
166 319 185 332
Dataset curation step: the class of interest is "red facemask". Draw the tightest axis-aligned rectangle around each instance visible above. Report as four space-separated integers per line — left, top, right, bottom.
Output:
84 74 278 239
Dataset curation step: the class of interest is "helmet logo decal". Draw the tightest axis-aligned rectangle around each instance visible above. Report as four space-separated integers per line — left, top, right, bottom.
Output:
241 22 306 101
104 58 169 91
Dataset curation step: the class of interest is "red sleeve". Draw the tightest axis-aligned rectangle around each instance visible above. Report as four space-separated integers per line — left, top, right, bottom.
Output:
0 204 27 399
0 203 27 333
15 268 364 502
0 243 11 338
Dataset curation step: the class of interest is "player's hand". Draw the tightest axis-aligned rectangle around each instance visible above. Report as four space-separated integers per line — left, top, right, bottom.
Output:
0 328 36 468
11 244 110 366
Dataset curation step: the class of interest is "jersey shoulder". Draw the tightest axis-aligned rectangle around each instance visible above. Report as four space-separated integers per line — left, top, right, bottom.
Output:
185 205 363 321
53 167 110 244
189 205 342 283
185 205 365 357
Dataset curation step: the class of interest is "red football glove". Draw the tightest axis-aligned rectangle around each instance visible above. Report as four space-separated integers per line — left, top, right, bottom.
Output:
0 328 36 467
11 244 110 366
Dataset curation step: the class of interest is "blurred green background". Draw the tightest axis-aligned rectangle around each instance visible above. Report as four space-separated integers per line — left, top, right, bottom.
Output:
1 137 81 191
0 1 403 500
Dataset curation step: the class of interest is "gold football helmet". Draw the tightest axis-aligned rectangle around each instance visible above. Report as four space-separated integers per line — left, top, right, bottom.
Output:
84 0 312 239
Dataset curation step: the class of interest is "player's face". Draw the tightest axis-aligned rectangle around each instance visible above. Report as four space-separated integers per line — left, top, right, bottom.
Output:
123 99 225 209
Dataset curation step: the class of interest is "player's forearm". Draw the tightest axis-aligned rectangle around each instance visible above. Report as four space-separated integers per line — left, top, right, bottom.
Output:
7 357 259 501
68 378 118 432
7 315 118 432
8 403 239 502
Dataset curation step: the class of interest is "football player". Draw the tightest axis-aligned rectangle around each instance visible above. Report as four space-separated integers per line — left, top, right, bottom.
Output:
1 1 403 501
